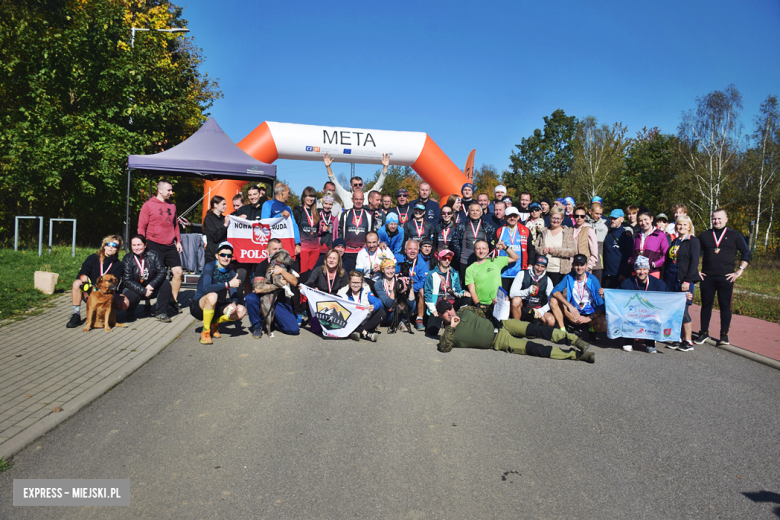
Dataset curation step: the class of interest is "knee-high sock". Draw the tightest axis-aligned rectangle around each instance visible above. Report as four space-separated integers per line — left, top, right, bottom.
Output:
216 313 233 324
202 308 215 330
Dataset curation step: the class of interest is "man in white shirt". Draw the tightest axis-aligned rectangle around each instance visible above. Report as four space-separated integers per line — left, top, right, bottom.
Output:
324 153 389 210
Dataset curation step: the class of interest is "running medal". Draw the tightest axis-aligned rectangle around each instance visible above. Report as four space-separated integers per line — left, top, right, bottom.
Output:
352 209 364 235
713 228 726 254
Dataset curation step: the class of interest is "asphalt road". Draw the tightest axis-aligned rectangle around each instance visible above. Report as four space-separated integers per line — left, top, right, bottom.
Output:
1 321 780 519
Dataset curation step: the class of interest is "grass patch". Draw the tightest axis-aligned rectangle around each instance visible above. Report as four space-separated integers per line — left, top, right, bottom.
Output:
0 457 13 472
0 245 98 323
693 256 780 324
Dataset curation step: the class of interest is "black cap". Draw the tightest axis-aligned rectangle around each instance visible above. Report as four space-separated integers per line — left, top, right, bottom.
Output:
436 300 453 316
539 197 552 206
333 238 347 248
572 254 588 265
420 237 433 247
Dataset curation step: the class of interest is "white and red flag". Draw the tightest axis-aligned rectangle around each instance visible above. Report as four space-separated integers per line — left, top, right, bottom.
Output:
227 215 296 263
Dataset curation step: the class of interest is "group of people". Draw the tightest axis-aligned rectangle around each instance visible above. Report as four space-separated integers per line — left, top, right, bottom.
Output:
69 161 752 364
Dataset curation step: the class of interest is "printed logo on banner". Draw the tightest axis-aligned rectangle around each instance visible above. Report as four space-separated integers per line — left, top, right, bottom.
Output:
315 301 352 331
663 328 672 337
251 223 271 246
343 149 352 154
305 146 321 152
623 293 662 311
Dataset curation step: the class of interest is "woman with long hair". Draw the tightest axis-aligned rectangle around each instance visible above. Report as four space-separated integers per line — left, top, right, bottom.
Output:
293 186 322 277
572 205 598 272
121 234 174 323
664 215 700 350
535 207 576 286
203 195 229 261
305 248 349 334
446 194 464 224
65 235 128 328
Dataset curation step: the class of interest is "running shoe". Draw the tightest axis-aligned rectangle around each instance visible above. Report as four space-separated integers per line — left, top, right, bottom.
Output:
694 331 710 344
718 333 730 345
646 346 657 354
678 341 694 352
66 313 81 328
666 342 681 350
415 318 425 331
363 331 379 342
622 343 633 352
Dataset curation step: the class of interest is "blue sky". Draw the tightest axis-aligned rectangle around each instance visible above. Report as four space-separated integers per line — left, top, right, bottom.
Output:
180 0 780 196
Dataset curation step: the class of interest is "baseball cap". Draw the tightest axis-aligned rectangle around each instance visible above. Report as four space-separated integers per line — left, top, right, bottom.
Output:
505 207 520 217
437 249 454 259
217 241 234 252
436 299 453 316
494 185 507 193
420 237 433 247
461 183 474 193
634 256 650 270
609 209 625 218
572 254 588 265
396 188 409 197
534 255 549 266
385 212 399 224
333 238 347 248
529 202 542 211
655 213 668 221
414 203 426 212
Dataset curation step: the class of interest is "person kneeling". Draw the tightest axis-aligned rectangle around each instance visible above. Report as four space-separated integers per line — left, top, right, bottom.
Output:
436 301 594 363
338 271 386 342
245 239 301 338
549 254 607 339
122 235 174 323
189 241 246 344
509 254 556 327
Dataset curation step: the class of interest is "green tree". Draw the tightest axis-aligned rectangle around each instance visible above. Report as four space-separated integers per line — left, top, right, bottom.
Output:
0 0 221 245
504 109 578 199
473 164 501 199
568 117 630 203
744 95 779 249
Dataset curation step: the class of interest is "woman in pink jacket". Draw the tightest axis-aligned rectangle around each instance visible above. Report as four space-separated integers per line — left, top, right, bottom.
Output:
628 210 670 278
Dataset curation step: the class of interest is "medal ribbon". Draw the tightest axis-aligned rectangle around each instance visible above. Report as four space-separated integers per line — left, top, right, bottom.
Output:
441 226 451 244
327 272 336 293
100 261 113 277
469 219 482 241
304 207 314 227
352 209 364 231
574 279 586 304
414 219 425 238
713 228 727 248
134 255 145 283
635 278 650 291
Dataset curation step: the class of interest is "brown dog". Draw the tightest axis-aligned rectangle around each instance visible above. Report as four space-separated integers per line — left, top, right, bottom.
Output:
82 274 126 332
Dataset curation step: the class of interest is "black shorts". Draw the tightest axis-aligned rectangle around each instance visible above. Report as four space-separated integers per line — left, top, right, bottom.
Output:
189 300 231 321
147 240 182 269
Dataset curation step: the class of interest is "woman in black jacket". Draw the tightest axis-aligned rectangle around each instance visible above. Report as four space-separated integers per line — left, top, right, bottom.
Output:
664 215 701 350
304 249 349 334
65 235 128 328
122 234 174 323
203 195 229 261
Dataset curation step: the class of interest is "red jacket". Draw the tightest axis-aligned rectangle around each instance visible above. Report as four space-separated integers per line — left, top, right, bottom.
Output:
137 197 181 246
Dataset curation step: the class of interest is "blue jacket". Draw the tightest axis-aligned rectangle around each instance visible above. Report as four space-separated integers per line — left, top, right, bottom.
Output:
603 225 633 277
261 199 300 244
194 261 238 303
377 224 405 255
394 253 429 292
423 266 464 315
552 272 605 313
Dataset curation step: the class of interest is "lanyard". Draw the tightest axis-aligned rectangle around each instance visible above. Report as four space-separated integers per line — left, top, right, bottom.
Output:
304 207 314 227
327 272 336 293
441 226 451 244
713 228 727 248
469 219 482 240
414 219 425 238
639 231 648 252
635 278 649 291
528 269 544 284
352 209 364 232
410 258 417 277
442 269 451 291
367 248 378 267
574 279 587 303
384 277 394 297
100 261 113 277
134 255 145 282
322 212 332 226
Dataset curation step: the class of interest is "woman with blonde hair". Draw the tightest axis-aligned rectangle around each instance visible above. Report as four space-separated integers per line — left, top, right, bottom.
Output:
664 215 700 350
535 207 576 286
66 235 128 328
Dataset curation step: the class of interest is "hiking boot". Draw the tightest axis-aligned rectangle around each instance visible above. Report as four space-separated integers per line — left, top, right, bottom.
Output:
622 343 633 352
694 331 710 344
415 318 425 331
349 332 361 341
66 313 81 328
579 351 596 363
363 331 378 342
200 329 212 345
678 340 695 352
210 323 221 339
156 312 172 323
573 337 590 354
718 333 730 345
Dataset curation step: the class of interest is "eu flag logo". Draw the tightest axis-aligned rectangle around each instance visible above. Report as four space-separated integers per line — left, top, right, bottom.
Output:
343 149 352 154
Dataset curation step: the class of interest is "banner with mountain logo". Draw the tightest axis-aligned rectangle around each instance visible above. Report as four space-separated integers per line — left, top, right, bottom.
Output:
299 285 369 338
604 289 687 342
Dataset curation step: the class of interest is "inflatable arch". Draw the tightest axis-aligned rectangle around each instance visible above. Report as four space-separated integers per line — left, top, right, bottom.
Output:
203 122 470 219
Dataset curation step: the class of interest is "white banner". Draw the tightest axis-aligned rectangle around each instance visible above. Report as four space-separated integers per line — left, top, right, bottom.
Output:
227 215 296 263
266 121 428 166
299 285 369 338
605 289 687 342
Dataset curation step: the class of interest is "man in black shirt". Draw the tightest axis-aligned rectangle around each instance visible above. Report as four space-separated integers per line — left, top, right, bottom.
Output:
389 188 412 225
695 208 750 346
231 184 267 302
410 182 441 223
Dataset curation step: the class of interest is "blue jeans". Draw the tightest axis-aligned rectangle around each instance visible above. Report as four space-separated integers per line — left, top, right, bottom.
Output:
245 292 300 335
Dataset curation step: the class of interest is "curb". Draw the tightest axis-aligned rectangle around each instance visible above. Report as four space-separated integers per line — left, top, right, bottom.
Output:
708 340 780 371
0 313 196 461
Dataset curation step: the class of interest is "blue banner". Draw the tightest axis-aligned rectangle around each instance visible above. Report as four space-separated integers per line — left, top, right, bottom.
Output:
604 289 687 342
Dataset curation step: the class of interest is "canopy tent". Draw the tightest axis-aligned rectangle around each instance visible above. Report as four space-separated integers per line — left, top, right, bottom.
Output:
125 117 276 246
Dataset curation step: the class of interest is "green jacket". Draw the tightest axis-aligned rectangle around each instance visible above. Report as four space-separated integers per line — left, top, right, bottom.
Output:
437 306 495 353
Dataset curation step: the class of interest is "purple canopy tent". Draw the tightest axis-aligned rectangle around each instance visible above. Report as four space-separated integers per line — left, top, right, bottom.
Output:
125 117 276 246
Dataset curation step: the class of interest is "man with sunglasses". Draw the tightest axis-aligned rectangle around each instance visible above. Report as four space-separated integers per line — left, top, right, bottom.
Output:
402 203 435 250
496 206 533 293
190 241 246 345
389 188 412 225
324 153 390 210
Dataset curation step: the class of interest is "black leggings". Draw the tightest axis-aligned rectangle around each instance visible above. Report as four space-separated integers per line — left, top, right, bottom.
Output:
355 307 386 334
123 280 172 317
699 274 734 334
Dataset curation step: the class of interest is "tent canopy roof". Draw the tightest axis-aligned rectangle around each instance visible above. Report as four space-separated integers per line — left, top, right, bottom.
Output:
127 117 276 181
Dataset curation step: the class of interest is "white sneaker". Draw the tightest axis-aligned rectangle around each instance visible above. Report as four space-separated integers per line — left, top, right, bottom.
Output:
622 344 633 352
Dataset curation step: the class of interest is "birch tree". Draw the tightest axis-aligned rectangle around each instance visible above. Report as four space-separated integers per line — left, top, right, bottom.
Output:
677 85 743 220
570 117 630 202
749 95 779 249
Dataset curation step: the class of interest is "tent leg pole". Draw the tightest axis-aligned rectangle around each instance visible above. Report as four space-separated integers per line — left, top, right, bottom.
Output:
125 169 132 252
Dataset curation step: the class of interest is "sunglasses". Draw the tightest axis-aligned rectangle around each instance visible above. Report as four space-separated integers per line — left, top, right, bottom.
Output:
441 211 452 215
218 253 233 258
353 183 363 187
106 242 119 248
574 214 587 219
